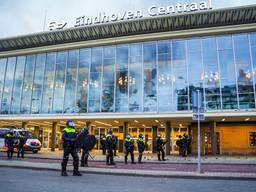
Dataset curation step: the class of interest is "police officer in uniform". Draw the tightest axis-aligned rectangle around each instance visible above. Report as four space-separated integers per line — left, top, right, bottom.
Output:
5 130 15 159
17 132 27 158
137 133 145 163
80 128 89 167
61 120 82 176
106 129 115 165
156 134 166 161
124 134 135 164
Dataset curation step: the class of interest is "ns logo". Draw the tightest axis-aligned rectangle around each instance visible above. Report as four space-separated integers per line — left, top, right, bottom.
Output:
48 21 67 31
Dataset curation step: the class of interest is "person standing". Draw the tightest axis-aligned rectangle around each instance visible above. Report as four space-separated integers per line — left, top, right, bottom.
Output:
156 134 166 161
5 130 15 159
100 135 106 155
80 128 89 167
17 132 27 158
105 129 115 165
61 120 82 176
124 134 135 164
137 133 145 163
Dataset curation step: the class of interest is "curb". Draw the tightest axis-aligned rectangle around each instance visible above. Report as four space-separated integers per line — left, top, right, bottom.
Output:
1 163 256 181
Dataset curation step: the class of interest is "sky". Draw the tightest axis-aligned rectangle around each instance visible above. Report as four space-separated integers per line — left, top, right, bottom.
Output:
0 0 256 38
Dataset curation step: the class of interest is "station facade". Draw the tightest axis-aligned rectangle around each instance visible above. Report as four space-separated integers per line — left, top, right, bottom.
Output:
0 4 256 155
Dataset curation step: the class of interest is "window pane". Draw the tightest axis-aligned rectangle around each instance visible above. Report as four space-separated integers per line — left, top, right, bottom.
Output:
52 52 67 113
76 49 90 113
0 58 7 109
31 54 46 114
64 50 78 113
129 43 142 112
10 56 26 114
1 57 16 114
21 55 36 114
41 53 56 114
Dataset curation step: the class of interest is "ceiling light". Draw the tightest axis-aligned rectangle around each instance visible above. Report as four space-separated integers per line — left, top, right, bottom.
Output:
114 120 119 123
160 124 164 127
142 124 146 127
245 118 250 121
134 120 139 123
221 118 226 122
95 121 112 127
155 120 159 123
179 124 182 127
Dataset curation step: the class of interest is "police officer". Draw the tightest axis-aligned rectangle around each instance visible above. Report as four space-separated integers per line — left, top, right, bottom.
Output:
137 133 145 163
124 134 135 164
80 128 89 167
61 120 82 176
105 129 115 165
100 135 106 155
156 134 166 161
17 132 27 158
5 130 15 159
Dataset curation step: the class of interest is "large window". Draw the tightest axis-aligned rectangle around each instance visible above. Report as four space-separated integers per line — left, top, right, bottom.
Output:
1 57 16 114
0 32 256 115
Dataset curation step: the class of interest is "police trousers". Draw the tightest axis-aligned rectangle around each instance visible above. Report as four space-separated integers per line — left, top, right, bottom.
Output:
61 147 79 172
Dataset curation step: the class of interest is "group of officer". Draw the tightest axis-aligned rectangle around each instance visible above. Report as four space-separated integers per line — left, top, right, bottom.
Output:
4 130 27 159
176 134 192 157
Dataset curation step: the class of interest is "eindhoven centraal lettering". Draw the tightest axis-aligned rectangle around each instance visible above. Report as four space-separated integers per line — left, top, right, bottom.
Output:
48 0 213 30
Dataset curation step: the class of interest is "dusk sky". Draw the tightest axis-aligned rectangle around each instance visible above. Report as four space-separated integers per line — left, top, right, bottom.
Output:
0 0 256 38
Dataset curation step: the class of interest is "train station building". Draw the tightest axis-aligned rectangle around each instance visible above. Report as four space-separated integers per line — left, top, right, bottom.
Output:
0 3 256 155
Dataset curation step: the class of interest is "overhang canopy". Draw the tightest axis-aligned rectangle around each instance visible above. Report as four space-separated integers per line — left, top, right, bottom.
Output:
0 5 256 52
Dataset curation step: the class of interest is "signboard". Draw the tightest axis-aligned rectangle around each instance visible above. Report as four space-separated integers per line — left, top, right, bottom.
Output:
48 0 213 31
192 114 205 121
192 90 205 121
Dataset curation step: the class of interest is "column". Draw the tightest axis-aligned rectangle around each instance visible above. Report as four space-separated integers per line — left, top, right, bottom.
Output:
51 122 57 152
152 126 157 153
118 126 124 153
123 122 128 152
22 122 27 129
209 121 217 155
165 121 171 155
86 121 92 134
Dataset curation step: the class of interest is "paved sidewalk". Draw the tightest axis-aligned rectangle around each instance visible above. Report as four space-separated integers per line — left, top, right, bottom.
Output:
0 159 256 180
1 150 256 164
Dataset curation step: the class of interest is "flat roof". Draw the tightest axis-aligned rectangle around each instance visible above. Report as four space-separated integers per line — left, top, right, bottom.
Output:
0 4 256 52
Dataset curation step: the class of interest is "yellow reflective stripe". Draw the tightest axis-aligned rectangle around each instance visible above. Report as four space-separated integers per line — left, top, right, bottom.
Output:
63 127 75 133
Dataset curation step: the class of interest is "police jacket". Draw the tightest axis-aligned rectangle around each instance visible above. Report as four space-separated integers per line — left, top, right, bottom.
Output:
5 133 15 147
125 138 134 152
137 138 145 152
62 127 78 148
18 135 27 147
105 134 115 150
156 138 165 150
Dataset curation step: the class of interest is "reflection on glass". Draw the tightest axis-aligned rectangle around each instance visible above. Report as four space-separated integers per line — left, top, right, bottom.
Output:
116 45 128 112
89 48 102 112
41 53 56 113
21 55 35 114
1 57 16 114
143 43 157 112
53 52 67 113
10 56 26 114
31 54 46 114
64 50 78 113
76 49 90 113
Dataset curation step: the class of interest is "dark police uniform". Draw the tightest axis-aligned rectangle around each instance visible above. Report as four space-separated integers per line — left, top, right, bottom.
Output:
5 132 15 159
61 122 82 176
17 133 27 158
100 135 106 155
105 130 115 165
156 136 166 161
137 135 145 163
125 136 135 164
80 128 89 167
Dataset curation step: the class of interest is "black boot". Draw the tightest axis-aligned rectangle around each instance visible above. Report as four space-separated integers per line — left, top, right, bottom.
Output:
131 153 136 164
61 162 68 176
73 170 82 176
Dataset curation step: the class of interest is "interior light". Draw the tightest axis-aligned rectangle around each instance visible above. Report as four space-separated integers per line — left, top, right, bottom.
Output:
221 118 226 122
155 120 159 123
245 118 250 121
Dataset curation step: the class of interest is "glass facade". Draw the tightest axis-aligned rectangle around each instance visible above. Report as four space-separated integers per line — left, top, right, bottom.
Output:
0 32 256 114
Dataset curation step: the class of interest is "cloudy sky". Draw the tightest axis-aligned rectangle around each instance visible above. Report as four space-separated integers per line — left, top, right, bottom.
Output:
0 0 255 38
